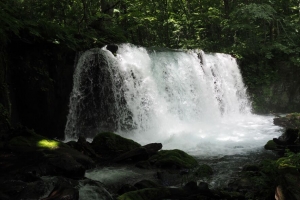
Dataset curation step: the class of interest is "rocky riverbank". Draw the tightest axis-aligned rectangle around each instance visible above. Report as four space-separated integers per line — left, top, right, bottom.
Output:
0 114 299 200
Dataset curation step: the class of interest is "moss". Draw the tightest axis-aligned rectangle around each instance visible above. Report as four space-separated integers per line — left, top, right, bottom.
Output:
91 132 141 154
264 140 277 150
117 188 170 200
149 149 198 169
6 128 68 152
194 164 213 177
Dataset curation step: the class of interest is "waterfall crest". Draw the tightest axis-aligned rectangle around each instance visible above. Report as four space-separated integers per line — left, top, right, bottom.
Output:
65 44 279 155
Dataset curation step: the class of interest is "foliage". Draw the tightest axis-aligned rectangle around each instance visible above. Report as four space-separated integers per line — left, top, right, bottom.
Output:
1 0 300 114
277 151 300 170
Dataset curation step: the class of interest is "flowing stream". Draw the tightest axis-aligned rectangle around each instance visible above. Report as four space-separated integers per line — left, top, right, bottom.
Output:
65 44 282 194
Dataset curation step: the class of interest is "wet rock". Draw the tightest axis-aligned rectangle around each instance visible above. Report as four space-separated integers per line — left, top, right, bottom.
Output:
92 132 141 157
242 164 260 172
1 130 95 179
135 160 152 169
69 136 100 159
193 164 214 177
149 149 198 169
264 140 278 150
106 44 118 55
41 185 79 200
274 113 300 129
114 143 162 162
273 128 298 146
117 184 137 195
79 179 113 200
134 180 161 190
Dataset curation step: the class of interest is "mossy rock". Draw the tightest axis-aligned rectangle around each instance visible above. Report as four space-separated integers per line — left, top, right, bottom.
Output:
149 149 198 169
6 128 68 153
117 188 170 200
194 164 213 177
264 140 277 150
91 132 141 155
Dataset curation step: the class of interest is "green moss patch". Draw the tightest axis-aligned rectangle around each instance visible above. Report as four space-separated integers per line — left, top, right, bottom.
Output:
92 132 141 155
6 129 68 152
264 140 277 150
194 164 213 177
149 149 198 169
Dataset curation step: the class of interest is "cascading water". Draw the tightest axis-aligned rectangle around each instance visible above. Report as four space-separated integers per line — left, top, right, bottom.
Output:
65 43 281 157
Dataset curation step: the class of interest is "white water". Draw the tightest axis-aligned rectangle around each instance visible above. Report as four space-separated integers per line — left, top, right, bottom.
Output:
65 44 282 157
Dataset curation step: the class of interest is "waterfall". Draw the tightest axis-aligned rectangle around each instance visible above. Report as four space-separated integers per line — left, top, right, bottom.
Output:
65 44 279 156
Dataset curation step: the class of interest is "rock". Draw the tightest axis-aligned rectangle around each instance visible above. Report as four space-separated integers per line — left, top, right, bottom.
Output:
47 153 86 178
117 188 170 200
41 185 79 200
193 164 213 177
274 113 300 129
134 180 161 190
70 136 100 159
168 181 212 199
149 149 198 169
92 132 141 157
242 164 260 172
114 143 162 162
5 127 69 153
212 190 245 200
135 160 152 169
118 184 137 195
79 179 113 200
1 130 95 179
273 128 298 146
264 140 278 150
106 44 118 55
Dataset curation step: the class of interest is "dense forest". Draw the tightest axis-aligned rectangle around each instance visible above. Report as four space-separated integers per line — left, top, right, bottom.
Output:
1 1 300 200
1 0 300 135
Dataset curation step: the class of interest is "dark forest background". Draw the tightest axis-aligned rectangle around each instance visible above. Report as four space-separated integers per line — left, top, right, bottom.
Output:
1 0 300 138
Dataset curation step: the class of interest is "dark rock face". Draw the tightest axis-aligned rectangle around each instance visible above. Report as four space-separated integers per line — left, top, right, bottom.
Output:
6 41 75 139
244 61 300 113
106 44 118 55
273 128 298 146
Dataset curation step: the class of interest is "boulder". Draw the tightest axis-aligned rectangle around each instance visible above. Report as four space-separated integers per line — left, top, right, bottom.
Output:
149 149 198 169
69 136 100 159
273 128 298 146
106 44 118 55
193 164 213 177
113 143 162 162
1 129 94 179
264 140 278 150
92 132 141 157
41 185 79 200
79 179 113 200
134 180 161 190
